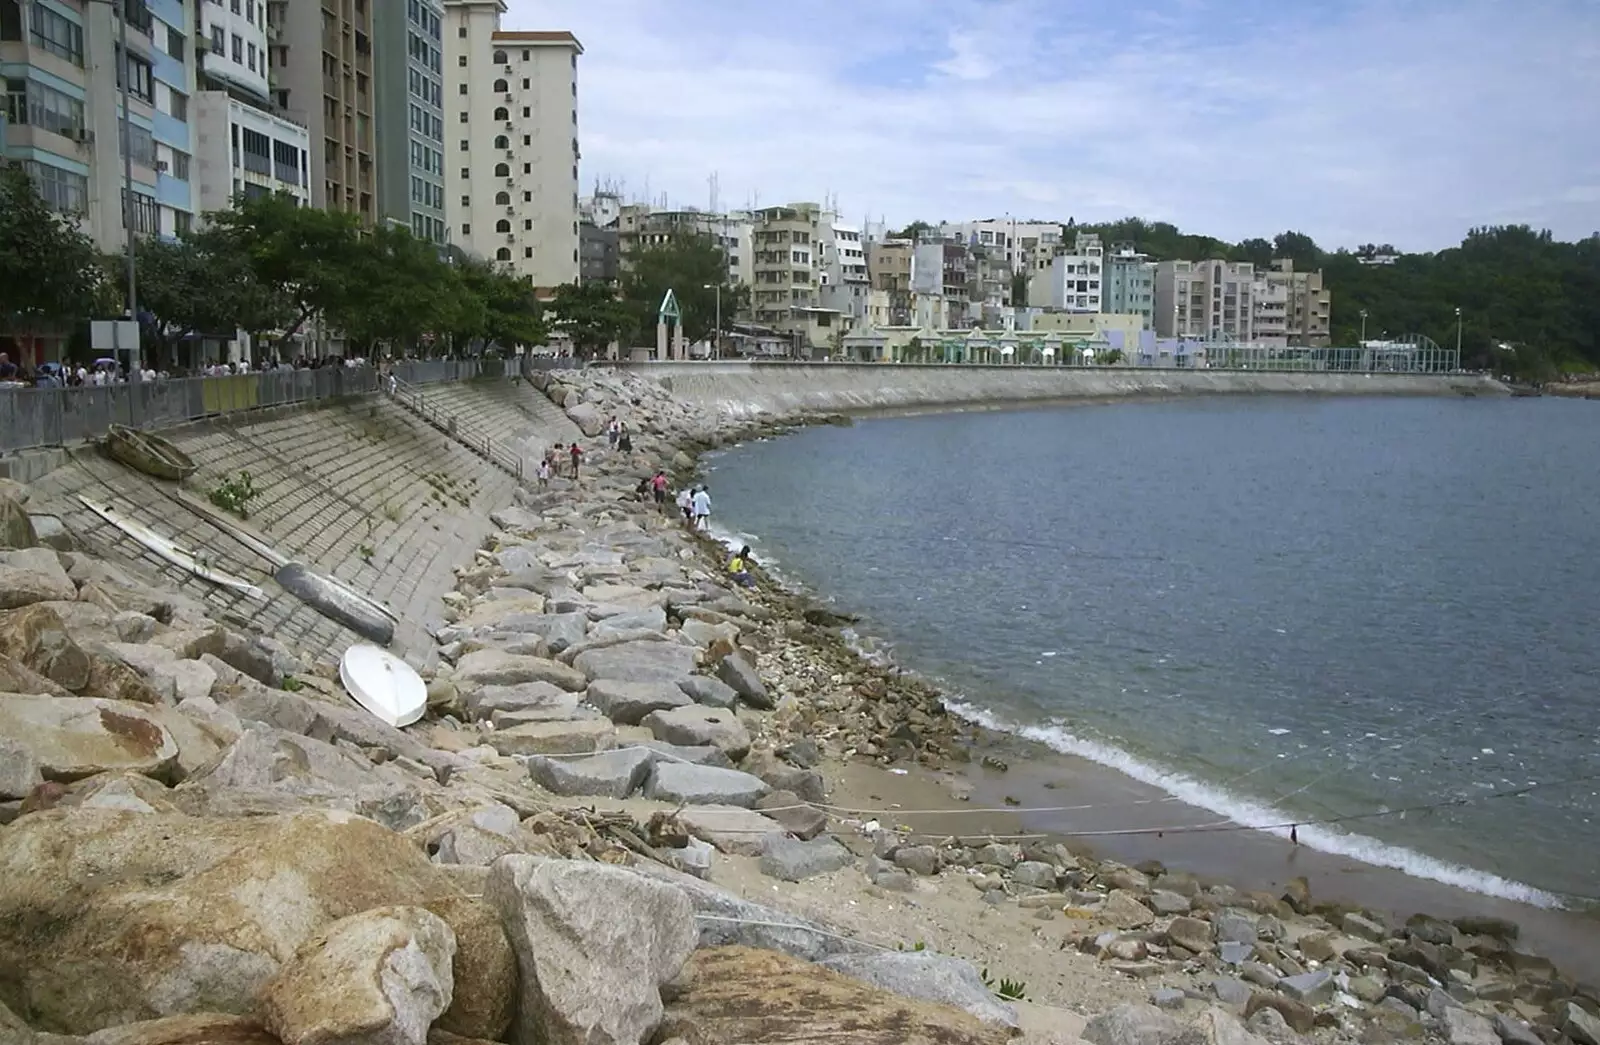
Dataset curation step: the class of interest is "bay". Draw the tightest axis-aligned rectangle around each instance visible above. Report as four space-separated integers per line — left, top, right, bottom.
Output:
704 396 1600 904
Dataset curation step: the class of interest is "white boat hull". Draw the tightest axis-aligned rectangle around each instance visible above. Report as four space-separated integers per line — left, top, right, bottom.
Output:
79 497 267 601
340 644 426 728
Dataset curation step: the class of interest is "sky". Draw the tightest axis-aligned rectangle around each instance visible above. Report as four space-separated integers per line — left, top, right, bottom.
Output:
505 0 1600 252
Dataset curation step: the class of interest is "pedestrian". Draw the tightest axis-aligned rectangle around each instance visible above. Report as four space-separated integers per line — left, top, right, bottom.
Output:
536 458 550 488
617 423 632 453
650 470 669 510
568 442 583 478
690 485 711 532
675 486 693 525
606 416 620 447
727 545 756 588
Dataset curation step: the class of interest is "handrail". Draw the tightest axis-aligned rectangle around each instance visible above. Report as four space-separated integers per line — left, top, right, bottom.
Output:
387 377 524 481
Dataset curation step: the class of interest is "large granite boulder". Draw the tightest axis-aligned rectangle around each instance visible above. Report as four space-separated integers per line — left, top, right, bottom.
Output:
0 547 76 609
0 603 90 689
0 808 514 1039
0 492 37 549
641 705 751 761
571 640 698 686
452 650 586 692
484 856 696 1045
0 695 179 782
260 905 456 1045
658 947 1013 1045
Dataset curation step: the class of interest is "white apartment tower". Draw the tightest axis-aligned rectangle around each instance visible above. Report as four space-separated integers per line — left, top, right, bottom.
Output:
1030 231 1103 312
443 0 580 289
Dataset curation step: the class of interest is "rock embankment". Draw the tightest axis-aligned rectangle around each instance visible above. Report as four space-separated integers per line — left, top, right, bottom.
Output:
0 366 1592 1045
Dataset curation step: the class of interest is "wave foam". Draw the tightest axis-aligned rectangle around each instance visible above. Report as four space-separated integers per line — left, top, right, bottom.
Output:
945 700 1565 909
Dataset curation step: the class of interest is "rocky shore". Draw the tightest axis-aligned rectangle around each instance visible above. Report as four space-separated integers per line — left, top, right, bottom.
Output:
0 369 1595 1045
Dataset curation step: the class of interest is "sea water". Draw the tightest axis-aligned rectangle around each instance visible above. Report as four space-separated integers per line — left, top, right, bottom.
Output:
703 396 1600 905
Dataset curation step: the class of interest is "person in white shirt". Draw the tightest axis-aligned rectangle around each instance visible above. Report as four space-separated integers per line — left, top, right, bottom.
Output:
690 486 711 531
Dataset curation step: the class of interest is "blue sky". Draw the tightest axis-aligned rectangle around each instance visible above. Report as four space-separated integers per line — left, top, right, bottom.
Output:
506 0 1600 252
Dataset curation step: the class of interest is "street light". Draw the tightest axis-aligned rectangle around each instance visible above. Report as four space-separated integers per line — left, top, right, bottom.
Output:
702 283 721 360
1454 306 1462 360
1358 308 1368 345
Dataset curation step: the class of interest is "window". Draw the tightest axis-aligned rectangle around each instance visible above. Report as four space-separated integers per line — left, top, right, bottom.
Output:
524 247 532 258
5 77 85 138
495 219 510 233
230 33 242 63
459 166 468 179
523 163 531 174
170 150 190 180
230 0 239 11
458 83 467 95
164 25 184 60
115 47 155 102
29 4 84 65
461 223 470 235
492 78 507 92
0 0 18 40
522 191 530 202
496 247 511 261
522 219 531 230
522 134 529 145
457 54 465 66
521 48 529 60
121 188 159 235
493 162 508 177
493 134 507 149
492 49 506 63
239 126 270 174
458 138 468 151
494 190 509 204
247 42 257 71
24 160 88 212
521 78 529 88
492 106 508 121
121 0 150 34
210 24 223 53
246 0 254 20
174 210 193 237
457 26 465 37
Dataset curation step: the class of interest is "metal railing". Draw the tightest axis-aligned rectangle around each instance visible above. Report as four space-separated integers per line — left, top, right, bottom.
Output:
0 357 574 455
385 376 524 480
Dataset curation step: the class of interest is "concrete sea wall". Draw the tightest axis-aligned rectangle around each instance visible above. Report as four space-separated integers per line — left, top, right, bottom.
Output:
626 362 1504 420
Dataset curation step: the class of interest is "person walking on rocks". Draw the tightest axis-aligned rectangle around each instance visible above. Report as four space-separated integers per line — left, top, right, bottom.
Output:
617 423 632 454
728 545 755 587
690 485 712 532
568 442 583 479
606 416 620 447
676 486 693 525
650 470 669 510
536 458 550 489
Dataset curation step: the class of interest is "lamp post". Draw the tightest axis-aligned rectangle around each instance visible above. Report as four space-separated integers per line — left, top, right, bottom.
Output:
702 283 721 360
1454 306 1462 363
1358 308 1367 345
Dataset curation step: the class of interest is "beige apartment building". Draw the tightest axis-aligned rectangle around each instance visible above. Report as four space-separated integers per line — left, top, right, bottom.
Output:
1272 260 1331 346
443 0 580 289
750 203 823 330
1153 259 1257 342
266 0 376 221
866 239 914 325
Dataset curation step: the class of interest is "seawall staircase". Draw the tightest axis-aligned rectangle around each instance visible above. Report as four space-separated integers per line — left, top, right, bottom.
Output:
387 377 526 480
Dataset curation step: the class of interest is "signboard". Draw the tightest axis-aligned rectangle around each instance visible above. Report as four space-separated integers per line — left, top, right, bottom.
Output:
90 320 142 371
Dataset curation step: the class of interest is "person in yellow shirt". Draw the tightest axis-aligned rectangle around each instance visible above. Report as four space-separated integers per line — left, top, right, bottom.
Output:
727 546 755 588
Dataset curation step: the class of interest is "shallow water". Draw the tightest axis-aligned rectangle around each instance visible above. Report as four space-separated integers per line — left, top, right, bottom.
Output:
704 396 1600 905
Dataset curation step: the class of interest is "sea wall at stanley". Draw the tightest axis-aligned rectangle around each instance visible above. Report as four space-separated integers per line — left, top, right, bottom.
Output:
627 362 1505 420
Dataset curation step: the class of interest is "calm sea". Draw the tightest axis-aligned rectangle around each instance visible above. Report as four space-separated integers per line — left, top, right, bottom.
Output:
703 396 1600 905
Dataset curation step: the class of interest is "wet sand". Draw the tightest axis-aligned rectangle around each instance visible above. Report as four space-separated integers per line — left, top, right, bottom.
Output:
825 726 1600 986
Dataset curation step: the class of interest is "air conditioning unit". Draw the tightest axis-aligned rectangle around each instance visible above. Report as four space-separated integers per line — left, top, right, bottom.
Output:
195 40 209 55
73 128 94 144
504 205 514 215
155 160 169 173
503 120 513 129
503 93 513 102
505 233 514 243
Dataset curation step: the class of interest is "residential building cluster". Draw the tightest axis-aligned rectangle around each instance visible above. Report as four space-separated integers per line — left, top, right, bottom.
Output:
579 199 1332 360
1 0 581 289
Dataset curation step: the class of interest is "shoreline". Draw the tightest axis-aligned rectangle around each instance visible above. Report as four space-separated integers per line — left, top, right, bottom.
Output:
666 389 1600 984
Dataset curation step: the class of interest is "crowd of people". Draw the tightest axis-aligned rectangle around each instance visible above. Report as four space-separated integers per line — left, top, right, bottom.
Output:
0 352 388 389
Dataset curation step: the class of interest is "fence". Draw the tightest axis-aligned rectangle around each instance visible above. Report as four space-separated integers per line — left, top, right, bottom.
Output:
0 356 578 455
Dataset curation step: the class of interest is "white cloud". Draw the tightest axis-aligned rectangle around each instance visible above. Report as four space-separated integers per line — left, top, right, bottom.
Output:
506 0 1600 250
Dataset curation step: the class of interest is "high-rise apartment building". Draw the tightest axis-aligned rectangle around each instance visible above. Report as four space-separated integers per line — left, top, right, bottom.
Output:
1103 244 1155 328
192 0 308 219
444 0 580 289
2 0 198 246
818 221 868 327
1029 232 1103 312
750 203 821 328
1153 259 1256 341
865 239 914 325
614 204 751 286
266 0 376 221
937 218 1062 274
373 0 444 242
1264 259 1330 346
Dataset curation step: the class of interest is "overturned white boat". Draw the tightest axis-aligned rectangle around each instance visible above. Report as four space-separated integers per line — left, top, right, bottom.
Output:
339 644 426 728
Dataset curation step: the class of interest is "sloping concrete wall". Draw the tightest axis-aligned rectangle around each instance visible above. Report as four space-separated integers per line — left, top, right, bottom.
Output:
628 362 1504 420
28 379 579 664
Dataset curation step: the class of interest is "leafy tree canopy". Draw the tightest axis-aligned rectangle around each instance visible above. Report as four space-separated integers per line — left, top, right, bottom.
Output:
0 162 106 339
548 280 636 359
618 233 747 346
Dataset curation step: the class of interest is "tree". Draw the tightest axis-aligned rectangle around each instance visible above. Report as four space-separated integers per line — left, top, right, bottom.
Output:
617 233 746 345
203 192 365 351
893 221 933 242
1235 237 1274 269
0 162 105 348
118 231 290 368
1271 230 1323 271
449 257 547 351
548 281 635 359
326 224 464 354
